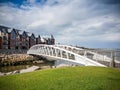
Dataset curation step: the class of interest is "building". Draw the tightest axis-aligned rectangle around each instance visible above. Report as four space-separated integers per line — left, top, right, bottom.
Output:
28 33 36 48
8 28 13 49
50 34 55 45
36 35 41 44
0 25 55 49
8 28 20 49
40 35 55 45
19 31 29 49
0 37 2 49
47 38 51 45
0 26 9 49
40 37 46 44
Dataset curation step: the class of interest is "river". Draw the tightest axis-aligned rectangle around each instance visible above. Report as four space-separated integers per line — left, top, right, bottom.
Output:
0 61 54 73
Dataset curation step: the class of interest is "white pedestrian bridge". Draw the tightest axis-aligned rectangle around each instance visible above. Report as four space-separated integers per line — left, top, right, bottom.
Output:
27 44 113 67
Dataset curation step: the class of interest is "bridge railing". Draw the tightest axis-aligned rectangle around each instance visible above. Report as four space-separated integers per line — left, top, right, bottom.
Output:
55 45 120 67
55 45 111 58
27 44 106 66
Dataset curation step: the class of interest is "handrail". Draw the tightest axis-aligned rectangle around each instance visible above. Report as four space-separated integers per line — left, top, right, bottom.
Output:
55 45 112 62
27 44 106 67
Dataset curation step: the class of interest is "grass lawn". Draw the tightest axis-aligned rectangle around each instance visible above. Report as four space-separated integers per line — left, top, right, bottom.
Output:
0 66 120 90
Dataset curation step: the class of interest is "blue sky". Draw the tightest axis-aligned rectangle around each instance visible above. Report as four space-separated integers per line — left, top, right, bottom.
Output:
0 0 120 48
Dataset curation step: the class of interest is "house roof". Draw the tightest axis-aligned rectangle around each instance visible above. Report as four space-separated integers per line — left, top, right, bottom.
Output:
18 30 23 35
35 34 41 38
7 28 13 33
0 25 52 42
0 25 10 30
38 35 41 38
27 32 32 37
31 33 35 38
51 34 54 39
13 28 19 35
0 25 10 33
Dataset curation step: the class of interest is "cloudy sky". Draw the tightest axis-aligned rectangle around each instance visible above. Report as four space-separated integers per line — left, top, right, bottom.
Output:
0 0 120 48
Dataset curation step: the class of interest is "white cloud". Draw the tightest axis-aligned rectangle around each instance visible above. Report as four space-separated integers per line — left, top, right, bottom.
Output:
0 0 120 48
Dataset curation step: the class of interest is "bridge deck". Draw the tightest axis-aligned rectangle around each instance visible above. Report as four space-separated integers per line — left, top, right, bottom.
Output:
27 44 119 67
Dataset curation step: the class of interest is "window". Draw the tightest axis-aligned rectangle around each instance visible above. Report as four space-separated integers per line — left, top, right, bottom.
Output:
3 41 7 45
22 32 26 38
3 36 7 40
2 29 7 35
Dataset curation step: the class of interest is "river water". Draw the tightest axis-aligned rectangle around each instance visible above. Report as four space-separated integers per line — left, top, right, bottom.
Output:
0 61 54 73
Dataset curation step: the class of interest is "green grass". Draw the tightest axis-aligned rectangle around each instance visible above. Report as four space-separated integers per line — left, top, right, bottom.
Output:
0 66 120 90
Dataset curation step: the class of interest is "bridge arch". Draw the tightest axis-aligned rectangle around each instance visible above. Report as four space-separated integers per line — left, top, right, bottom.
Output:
27 44 106 67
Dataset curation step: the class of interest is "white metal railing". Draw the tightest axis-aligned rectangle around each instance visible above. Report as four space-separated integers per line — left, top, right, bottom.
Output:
27 44 106 67
55 45 113 62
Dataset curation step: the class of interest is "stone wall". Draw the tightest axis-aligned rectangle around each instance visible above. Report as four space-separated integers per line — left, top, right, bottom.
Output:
0 54 39 66
0 49 39 66
0 49 27 54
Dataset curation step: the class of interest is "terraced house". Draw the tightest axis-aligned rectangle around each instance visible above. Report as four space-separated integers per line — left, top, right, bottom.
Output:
28 33 36 48
0 26 9 49
36 35 41 44
0 25 55 49
19 31 29 49
8 28 20 49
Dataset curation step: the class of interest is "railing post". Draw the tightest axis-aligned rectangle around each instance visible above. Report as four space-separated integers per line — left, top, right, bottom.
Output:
39 47 42 54
41 47 43 54
42 47 44 54
56 49 58 57
55 49 58 57
47 47 50 55
103 55 105 61
109 51 112 67
110 56 115 67
51 48 53 56
60 50 63 58
84 50 86 57
66 52 69 59
94 51 97 61
44 47 47 55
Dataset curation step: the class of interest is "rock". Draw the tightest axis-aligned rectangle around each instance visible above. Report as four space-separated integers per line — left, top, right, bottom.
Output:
40 66 51 69
6 72 12 75
33 60 44 64
52 66 56 68
20 66 40 73
0 72 4 76
56 64 70 68
12 70 20 74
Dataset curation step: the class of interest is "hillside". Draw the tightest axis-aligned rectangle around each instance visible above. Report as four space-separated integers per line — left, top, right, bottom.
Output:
0 66 120 90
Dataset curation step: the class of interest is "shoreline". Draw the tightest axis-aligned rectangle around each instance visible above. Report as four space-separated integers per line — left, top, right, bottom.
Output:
0 62 74 76
0 53 40 67
0 65 53 76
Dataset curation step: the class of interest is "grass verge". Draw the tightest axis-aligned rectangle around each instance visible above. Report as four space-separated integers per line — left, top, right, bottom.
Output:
0 66 120 90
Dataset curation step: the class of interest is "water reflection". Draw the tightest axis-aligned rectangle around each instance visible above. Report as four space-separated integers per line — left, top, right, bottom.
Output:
0 62 53 73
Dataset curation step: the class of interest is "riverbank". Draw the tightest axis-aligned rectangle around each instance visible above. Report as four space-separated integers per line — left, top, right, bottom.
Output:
0 61 74 76
0 49 35 66
0 49 54 75
0 54 38 66
0 65 51 76
0 64 55 76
